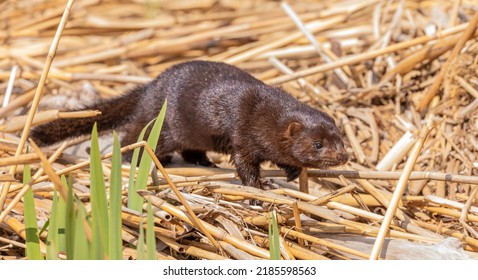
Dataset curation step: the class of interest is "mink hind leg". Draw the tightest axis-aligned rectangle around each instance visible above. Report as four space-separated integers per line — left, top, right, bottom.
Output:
181 150 216 167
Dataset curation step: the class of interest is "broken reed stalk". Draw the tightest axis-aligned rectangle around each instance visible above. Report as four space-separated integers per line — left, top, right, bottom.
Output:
0 0 75 212
418 11 478 112
0 109 101 132
370 125 432 260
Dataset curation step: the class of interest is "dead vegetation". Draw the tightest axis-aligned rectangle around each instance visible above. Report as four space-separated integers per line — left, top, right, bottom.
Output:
1 0 478 259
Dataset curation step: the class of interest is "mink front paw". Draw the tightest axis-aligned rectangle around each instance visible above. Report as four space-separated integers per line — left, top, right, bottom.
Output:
260 180 280 190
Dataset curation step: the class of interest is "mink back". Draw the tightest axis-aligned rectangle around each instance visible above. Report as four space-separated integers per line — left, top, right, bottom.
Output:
136 61 344 165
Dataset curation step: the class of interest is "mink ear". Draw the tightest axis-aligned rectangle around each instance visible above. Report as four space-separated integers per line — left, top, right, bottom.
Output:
286 121 303 139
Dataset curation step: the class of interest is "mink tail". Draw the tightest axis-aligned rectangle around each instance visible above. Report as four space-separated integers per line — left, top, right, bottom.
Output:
30 86 144 147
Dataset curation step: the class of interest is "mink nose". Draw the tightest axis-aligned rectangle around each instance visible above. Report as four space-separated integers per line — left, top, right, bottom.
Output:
337 149 348 164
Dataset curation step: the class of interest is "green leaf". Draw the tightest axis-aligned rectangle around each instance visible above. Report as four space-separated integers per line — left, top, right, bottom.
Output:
109 132 123 260
89 123 109 259
64 175 75 259
46 191 59 260
268 211 281 260
136 217 146 260
72 196 90 260
146 201 156 260
129 100 167 211
38 220 49 237
23 164 43 260
127 119 154 210
57 176 68 252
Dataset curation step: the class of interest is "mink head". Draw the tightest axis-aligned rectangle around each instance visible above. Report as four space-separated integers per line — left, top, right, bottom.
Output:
282 113 348 168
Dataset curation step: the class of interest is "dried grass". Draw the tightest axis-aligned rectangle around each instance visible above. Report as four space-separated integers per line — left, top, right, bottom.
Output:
1 0 478 260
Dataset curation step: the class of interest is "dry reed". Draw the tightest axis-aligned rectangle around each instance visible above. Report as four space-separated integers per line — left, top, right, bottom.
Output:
1 0 478 260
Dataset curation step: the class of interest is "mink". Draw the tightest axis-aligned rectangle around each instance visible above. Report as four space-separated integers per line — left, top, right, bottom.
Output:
30 61 348 189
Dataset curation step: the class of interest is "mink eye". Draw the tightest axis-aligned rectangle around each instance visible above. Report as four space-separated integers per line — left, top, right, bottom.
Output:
314 142 323 150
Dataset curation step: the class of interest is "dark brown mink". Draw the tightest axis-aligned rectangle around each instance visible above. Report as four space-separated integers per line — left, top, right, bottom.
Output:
30 60 348 189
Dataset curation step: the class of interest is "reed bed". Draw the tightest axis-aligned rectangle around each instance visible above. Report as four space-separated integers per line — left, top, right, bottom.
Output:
1 0 478 260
